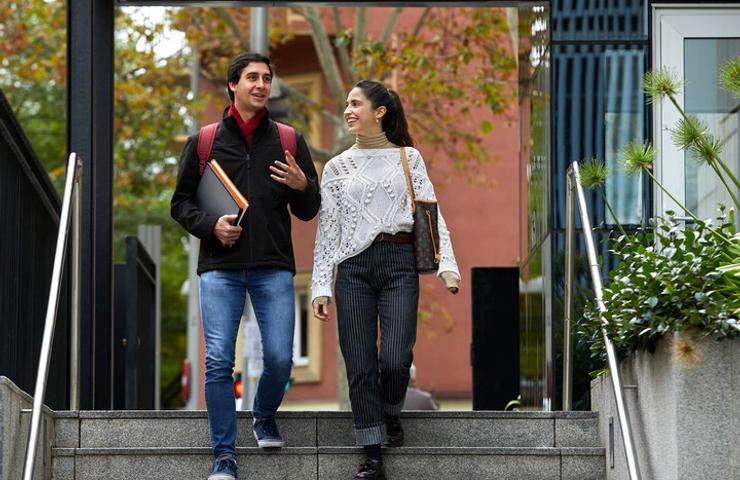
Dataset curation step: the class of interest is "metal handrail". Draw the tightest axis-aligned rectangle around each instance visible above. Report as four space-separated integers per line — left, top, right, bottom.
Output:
563 161 641 480
22 152 82 480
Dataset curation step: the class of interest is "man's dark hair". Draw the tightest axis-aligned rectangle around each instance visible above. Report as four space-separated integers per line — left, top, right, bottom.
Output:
226 52 273 102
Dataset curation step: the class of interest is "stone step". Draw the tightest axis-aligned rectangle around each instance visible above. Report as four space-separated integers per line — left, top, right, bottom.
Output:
54 411 600 449
52 445 606 480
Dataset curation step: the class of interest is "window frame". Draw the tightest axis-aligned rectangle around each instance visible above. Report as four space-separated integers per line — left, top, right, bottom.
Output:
652 6 740 217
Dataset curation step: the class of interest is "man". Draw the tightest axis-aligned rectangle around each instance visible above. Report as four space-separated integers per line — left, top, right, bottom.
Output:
171 52 320 480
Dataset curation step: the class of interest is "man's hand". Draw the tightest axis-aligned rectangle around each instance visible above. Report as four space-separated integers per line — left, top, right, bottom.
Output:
213 214 242 247
270 150 308 191
312 297 330 322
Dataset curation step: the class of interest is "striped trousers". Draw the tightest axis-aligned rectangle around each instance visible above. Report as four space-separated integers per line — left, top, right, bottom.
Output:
335 240 420 446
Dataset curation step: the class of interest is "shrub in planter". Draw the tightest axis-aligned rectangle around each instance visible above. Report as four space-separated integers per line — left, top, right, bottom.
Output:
579 209 739 360
577 59 740 361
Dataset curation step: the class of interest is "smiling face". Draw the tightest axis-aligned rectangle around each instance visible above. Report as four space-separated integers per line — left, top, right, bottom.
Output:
229 61 272 115
344 87 386 136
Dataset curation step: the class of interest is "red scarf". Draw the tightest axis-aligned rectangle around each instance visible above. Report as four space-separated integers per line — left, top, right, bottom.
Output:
228 104 265 144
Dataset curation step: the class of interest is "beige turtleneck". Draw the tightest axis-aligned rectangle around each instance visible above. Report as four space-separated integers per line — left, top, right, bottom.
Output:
355 131 396 149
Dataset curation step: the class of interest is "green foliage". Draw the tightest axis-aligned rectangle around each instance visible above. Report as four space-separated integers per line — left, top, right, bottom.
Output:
504 395 521 411
620 141 656 175
171 6 516 182
3 1 191 408
642 67 684 104
579 209 740 360
578 158 630 238
113 9 195 408
669 115 708 156
0 0 67 190
719 56 740 99
639 66 740 210
361 8 516 176
579 158 608 190
577 61 740 361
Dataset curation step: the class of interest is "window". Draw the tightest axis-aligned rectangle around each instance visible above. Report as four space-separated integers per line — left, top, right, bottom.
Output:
282 73 323 149
653 8 740 224
291 271 322 383
233 273 322 385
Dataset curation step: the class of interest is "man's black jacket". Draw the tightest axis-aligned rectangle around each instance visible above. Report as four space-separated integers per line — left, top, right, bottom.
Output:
171 108 320 275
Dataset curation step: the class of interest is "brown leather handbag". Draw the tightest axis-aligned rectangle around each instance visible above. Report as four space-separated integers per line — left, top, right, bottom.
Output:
400 147 440 274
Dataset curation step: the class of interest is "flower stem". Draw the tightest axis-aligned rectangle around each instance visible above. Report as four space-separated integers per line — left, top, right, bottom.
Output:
644 167 732 244
598 186 629 238
707 159 740 211
667 94 740 201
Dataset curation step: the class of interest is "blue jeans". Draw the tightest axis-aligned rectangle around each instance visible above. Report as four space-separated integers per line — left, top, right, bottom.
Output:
199 268 295 460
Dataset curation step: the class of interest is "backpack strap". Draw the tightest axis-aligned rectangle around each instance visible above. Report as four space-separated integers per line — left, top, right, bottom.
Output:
197 120 297 175
197 122 218 175
275 121 297 159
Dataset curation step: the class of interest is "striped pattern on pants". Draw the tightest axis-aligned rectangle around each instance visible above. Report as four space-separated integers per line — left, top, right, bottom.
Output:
335 240 420 446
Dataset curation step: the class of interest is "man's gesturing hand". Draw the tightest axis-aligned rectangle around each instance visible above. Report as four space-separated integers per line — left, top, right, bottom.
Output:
213 214 242 247
270 150 307 191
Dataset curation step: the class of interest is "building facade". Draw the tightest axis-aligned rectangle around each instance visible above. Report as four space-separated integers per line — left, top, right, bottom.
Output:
185 1 739 411
519 0 740 410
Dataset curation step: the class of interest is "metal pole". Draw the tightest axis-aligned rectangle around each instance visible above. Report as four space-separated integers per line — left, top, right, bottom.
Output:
23 153 81 480
562 170 575 411
185 44 201 411
242 7 269 409
138 225 162 409
570 161 641 480
69 158 82 411
250 7 268 54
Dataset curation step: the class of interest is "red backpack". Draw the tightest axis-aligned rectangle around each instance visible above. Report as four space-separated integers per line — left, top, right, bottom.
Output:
196 121 297 175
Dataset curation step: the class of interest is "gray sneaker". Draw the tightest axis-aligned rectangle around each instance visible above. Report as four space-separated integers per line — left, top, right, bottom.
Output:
208 456 237 480
252 417 284 448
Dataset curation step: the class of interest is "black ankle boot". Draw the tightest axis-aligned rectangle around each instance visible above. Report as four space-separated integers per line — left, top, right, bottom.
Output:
384 414 404 447
355 458 385 479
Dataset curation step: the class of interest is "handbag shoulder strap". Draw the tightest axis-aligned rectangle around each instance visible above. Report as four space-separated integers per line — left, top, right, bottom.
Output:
399 147 416 214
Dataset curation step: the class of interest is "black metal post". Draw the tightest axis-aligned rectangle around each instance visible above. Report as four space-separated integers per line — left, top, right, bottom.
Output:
67 0 114 409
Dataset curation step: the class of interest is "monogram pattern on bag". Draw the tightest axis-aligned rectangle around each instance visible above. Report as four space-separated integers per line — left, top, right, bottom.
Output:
413 201 440 274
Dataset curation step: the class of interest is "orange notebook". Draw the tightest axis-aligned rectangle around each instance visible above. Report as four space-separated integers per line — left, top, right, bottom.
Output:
196 159 249 225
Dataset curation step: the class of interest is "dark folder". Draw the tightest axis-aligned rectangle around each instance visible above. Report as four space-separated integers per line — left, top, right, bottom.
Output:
196 160 249 226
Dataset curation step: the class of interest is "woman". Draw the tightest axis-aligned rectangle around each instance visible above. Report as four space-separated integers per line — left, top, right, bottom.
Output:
312 80 460 479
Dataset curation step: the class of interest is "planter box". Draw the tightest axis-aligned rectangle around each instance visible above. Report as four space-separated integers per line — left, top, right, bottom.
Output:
591 335 739 480
0 376 55 480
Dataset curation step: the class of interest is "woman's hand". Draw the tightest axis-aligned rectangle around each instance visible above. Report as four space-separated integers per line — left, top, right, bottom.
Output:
440 271 460 295
312 296 331 322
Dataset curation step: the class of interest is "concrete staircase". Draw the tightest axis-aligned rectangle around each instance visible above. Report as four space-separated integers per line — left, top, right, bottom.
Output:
50 410 605 480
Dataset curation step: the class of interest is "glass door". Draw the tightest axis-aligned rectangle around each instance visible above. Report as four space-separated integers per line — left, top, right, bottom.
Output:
653 7 740 222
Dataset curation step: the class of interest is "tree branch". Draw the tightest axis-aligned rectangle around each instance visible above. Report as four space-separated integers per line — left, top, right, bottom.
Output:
308 144 333 162
279 81 343 127
352 7 367 53
334 130 355 152
302 6 347 111
367 7 401 80
413 7 431 37
213 8 250 51
308 134 354 164
333 7 356 83
379 7 401 44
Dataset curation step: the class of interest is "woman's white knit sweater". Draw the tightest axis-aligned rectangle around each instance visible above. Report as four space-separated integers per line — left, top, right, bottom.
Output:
311 145 459 302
